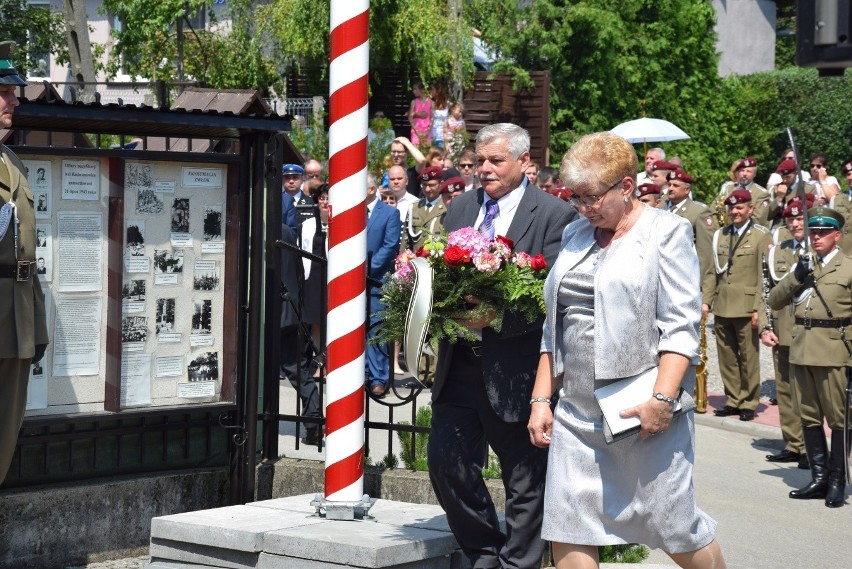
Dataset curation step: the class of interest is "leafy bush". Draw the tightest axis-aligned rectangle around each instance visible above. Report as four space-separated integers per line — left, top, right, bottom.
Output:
396 406 432 471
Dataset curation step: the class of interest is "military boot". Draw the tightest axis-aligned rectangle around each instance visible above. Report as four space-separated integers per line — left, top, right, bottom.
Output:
825 429 848 508
790 426 829 500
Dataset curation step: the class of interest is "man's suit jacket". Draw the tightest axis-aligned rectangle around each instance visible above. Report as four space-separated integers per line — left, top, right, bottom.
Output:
432 185 575 422
367 199 401 298
707 221 772 318
0 145 49 359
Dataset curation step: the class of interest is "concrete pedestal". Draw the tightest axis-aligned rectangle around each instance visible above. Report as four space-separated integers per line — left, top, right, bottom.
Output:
145 494 467 569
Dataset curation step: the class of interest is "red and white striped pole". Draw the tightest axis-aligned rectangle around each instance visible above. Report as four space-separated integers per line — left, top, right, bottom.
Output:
325 0 369 502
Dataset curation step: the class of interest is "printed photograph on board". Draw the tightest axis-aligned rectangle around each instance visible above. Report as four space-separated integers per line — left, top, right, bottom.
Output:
122 315 149 343
155 298 176 334
187 351 218 382
171 198 190 233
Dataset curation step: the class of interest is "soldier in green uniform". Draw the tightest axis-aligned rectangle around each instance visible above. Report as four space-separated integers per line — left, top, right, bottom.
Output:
402 166 445 252
717 157 774 227
769 158 818 232
768 207 851 508
706 189 772 421
666 169 715 289
828 160 852 253
760 197 809 469
0 42 49 483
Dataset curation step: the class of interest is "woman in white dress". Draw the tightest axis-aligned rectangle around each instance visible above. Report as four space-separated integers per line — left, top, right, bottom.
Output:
527 132 726 569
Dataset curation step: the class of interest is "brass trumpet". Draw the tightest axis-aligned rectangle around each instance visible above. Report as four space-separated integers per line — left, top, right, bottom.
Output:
695 314 708 413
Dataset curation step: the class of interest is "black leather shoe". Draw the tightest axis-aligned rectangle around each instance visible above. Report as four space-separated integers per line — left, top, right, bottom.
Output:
766 449 801 463
739 409 756 421
713 405 740 417
302 428 323 446
798 455 810 469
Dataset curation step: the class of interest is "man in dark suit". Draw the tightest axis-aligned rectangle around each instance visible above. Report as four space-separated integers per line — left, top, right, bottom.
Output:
427 123 576 569
365 173 402 396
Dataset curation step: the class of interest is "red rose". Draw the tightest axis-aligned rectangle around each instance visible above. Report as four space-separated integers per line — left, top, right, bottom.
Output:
495 235 514 251
531 254 547 271
443 245 470 267
416 246 429 257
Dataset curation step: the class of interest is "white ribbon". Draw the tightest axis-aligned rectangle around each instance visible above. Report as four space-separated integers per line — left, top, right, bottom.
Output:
404 257 434 384
0 203 13 242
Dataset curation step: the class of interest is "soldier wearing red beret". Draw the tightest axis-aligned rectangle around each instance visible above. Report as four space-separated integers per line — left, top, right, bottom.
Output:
634 182 661 208
759 196 812 469
716 156 774 227
707 188 773 422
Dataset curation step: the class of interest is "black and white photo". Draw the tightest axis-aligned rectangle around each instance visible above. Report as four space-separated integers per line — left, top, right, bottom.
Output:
171 198 190 233
193 260 220 291
187 351 218 382
203 204 223 241
126 222 145 256
122 315 148 343
191 299 212 334
155 298 176 334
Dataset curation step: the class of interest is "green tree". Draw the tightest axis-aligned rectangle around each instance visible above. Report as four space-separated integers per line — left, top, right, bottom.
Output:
465 0 782 202
100 0 280 93
0 0 68 76
258 0 476 89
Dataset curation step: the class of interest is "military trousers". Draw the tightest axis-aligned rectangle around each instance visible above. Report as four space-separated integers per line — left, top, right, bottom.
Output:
772 345 804 453
790 364 848 430
714 315 761 410
0 358 30 483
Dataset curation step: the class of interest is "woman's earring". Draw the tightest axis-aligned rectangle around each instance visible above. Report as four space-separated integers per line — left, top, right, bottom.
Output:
623 195 629 203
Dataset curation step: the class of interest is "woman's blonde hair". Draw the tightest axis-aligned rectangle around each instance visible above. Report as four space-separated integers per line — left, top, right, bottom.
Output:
560 132 637 191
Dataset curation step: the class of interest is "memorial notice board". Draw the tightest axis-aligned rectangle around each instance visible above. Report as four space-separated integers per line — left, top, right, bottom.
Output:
21 155 239 416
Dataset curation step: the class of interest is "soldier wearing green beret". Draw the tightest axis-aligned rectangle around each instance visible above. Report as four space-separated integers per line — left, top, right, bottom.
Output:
0 41 50 483
768 206 852 508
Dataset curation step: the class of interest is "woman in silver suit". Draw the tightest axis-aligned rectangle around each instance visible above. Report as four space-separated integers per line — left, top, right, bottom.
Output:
527 132 726 568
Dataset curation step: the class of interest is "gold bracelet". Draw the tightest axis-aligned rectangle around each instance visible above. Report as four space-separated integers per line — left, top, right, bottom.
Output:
530 397 551 405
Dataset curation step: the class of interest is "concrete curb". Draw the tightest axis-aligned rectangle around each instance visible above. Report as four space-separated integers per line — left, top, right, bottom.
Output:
694 410 781 440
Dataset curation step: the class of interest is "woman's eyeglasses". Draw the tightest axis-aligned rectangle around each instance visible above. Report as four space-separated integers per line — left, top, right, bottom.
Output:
567 180 622 209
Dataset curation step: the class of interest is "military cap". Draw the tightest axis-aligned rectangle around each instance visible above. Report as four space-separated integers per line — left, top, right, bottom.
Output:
807 206 844 230
634 182 662 198
650 160 678 172
667 169 693 184
441 167 461 181
440 176 465 194
0 41 27 86
418 166 443 182
735 157 757 170
282 164 305 175
775 159 797 176
783 194 814 218
549 183 571 201
724 189 752 206
841 161 852 175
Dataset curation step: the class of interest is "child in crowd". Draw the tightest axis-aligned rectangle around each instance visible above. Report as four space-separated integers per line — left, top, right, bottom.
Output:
408 81 432 147
443 101 466 156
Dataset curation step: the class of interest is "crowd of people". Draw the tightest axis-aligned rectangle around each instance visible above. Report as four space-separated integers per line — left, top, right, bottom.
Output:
275 107 850 566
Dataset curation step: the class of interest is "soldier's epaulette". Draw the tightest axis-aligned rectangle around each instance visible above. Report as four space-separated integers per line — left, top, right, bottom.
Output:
751 223 771 233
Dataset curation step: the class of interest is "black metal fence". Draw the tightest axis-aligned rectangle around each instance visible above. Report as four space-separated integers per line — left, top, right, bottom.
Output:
265 239 433 467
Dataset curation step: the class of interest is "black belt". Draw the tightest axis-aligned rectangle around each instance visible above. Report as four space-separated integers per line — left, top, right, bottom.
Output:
795 316 852 329
456 341 484 357
0 261 34 281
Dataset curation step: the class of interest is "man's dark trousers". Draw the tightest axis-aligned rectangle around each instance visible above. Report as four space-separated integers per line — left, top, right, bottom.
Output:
428 344 548 569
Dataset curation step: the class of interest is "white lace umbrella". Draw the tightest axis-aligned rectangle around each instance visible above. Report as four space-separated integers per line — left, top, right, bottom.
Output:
610 117 690 143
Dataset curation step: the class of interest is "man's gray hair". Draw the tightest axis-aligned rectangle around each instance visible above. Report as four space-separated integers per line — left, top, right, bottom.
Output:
366 172 377 189
649 147 666 160
476 123 530 159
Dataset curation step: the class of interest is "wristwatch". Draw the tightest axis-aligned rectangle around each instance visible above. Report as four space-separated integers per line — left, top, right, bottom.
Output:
652 392 677 407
